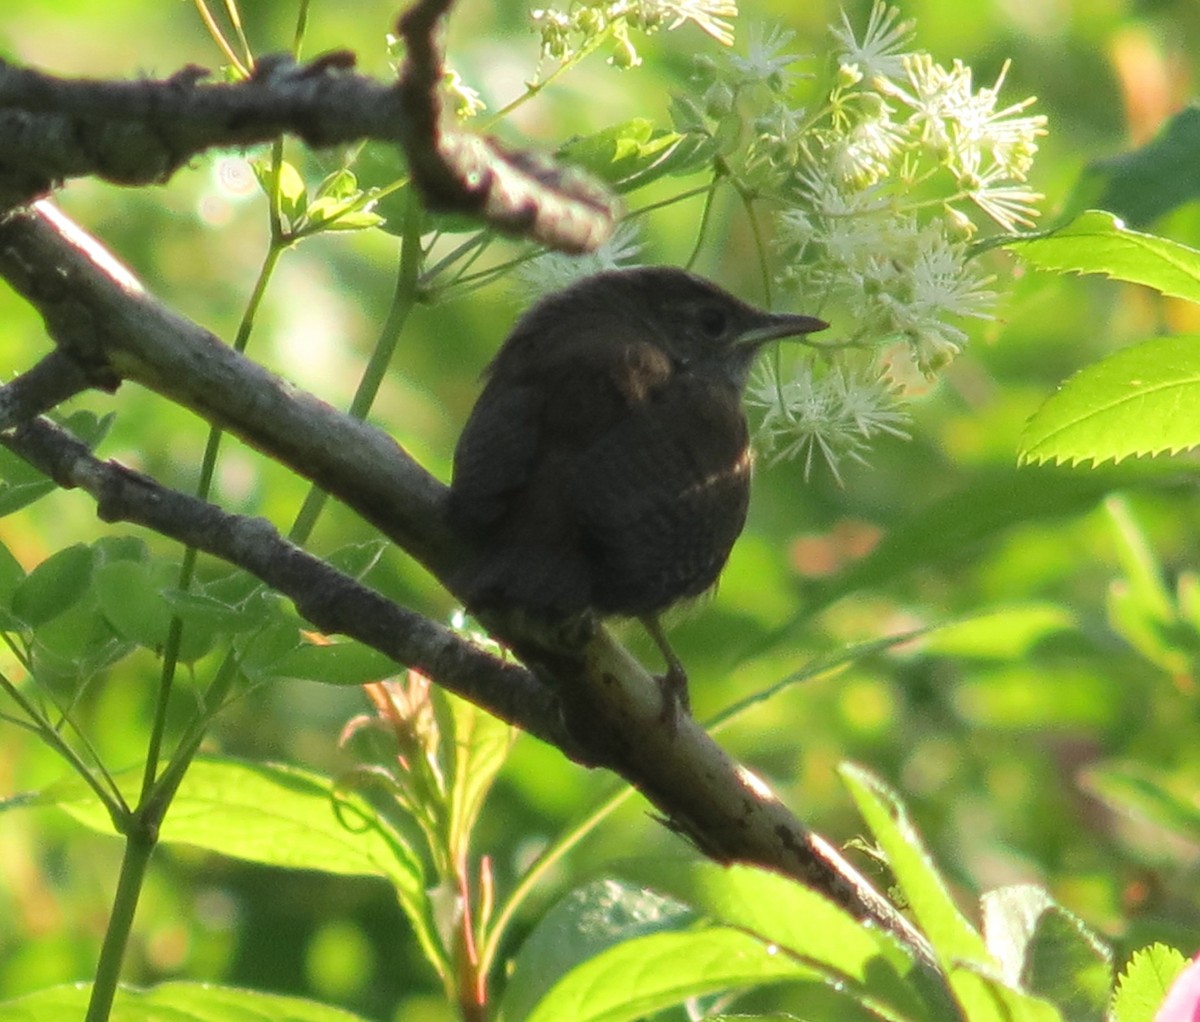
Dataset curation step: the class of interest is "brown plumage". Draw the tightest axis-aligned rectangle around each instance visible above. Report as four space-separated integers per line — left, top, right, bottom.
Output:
448 266 826 716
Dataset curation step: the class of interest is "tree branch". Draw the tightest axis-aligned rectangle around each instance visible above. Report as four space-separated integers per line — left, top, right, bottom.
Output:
0 201 936 967
0 3 616 253
2 414 571 751
0 201 458 575
0 349 99 429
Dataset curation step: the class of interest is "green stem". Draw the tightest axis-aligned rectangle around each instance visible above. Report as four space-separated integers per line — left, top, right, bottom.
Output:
86 133 293 1022
480 37 601 128
289 197 424 543
683 175 721 271
139 239 283 799
290 0 310 56
626 182 718 220
148 652 242 814
739 189 773 307
83 814 157 1022
477 784 634 979
0 673 126 815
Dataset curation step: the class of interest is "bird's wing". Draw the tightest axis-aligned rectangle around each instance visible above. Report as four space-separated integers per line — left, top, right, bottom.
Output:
573 374 752 614
448 352 651 614
448 377 544 533
451 337 672 529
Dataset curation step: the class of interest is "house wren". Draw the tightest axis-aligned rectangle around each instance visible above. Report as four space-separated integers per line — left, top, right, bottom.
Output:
447 266 827 718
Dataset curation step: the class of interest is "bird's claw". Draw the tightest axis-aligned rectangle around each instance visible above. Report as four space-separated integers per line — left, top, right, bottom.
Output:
655 662 691 733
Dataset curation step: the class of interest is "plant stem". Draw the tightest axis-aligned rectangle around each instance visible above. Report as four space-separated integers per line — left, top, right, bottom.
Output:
87 134 291 1022
477 783 633 979
289 196 424 543
84 813 157 1022
140 240 282 798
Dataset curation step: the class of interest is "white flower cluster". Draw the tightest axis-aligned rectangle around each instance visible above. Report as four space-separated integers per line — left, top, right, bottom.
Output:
702 1 1046 476
519 1 1046 480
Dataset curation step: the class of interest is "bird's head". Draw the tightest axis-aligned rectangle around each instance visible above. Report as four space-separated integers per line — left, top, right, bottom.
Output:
588 267 828 390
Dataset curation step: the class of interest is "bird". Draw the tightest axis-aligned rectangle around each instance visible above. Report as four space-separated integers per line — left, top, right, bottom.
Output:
447 266 827 721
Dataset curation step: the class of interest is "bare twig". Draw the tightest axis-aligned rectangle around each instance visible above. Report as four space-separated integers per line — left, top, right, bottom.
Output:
0 201 458 574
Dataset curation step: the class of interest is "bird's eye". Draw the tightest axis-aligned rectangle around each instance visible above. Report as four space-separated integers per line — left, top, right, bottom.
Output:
698 306 728 339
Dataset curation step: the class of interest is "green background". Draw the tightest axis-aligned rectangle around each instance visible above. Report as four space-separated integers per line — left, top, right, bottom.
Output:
2 0 1199 1018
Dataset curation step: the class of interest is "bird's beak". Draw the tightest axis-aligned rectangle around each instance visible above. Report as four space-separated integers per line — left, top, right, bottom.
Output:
737 311 829 349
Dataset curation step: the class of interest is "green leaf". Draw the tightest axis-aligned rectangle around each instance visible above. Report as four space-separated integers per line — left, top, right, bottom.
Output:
1019 335 1200 465
613 858 929 1021
314 168 358 201
254 158 308 220
840 764 991 971
1081 761 1200 844
11 543 95 627
272 639 399 685
1024 914 1112 1022
1007 210 1200 304
982 885 1112 1022
0 980 374 1021
304 197 383 231
917 603 1077 660
302 167 382 231
558 119 715 193
500 879 692 1022
326 540 387 580
276 160 308 216
446 693 515 869
237 615 302 678
838 778 1066 1019
522 929 814 1022
202 570 264 612
1106 497 1175 621
161 587 269 635
1067 106 1200 228
92 558 173 650
60 408 115 449
948 966 1064 1022
315 207 385 231
0 479 56 516
94 535 150 564
30 596 131 673
52 758 415 876
0 538 27 608
499 879 811 1022
87 555 221 662
47 758 450 978
1102 497 1199 674
1111 944 1189 1022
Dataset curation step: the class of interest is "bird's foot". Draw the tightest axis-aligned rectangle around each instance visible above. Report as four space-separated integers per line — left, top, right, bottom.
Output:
655 661 692 733
639 613 693 732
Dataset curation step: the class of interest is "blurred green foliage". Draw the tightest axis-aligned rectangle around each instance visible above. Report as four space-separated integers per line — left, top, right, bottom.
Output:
2 0 1200 1019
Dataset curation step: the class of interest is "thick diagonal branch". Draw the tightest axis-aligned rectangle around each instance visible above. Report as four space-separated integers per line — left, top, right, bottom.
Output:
2 416 568 749
0 201 458 574
0 202 935 967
